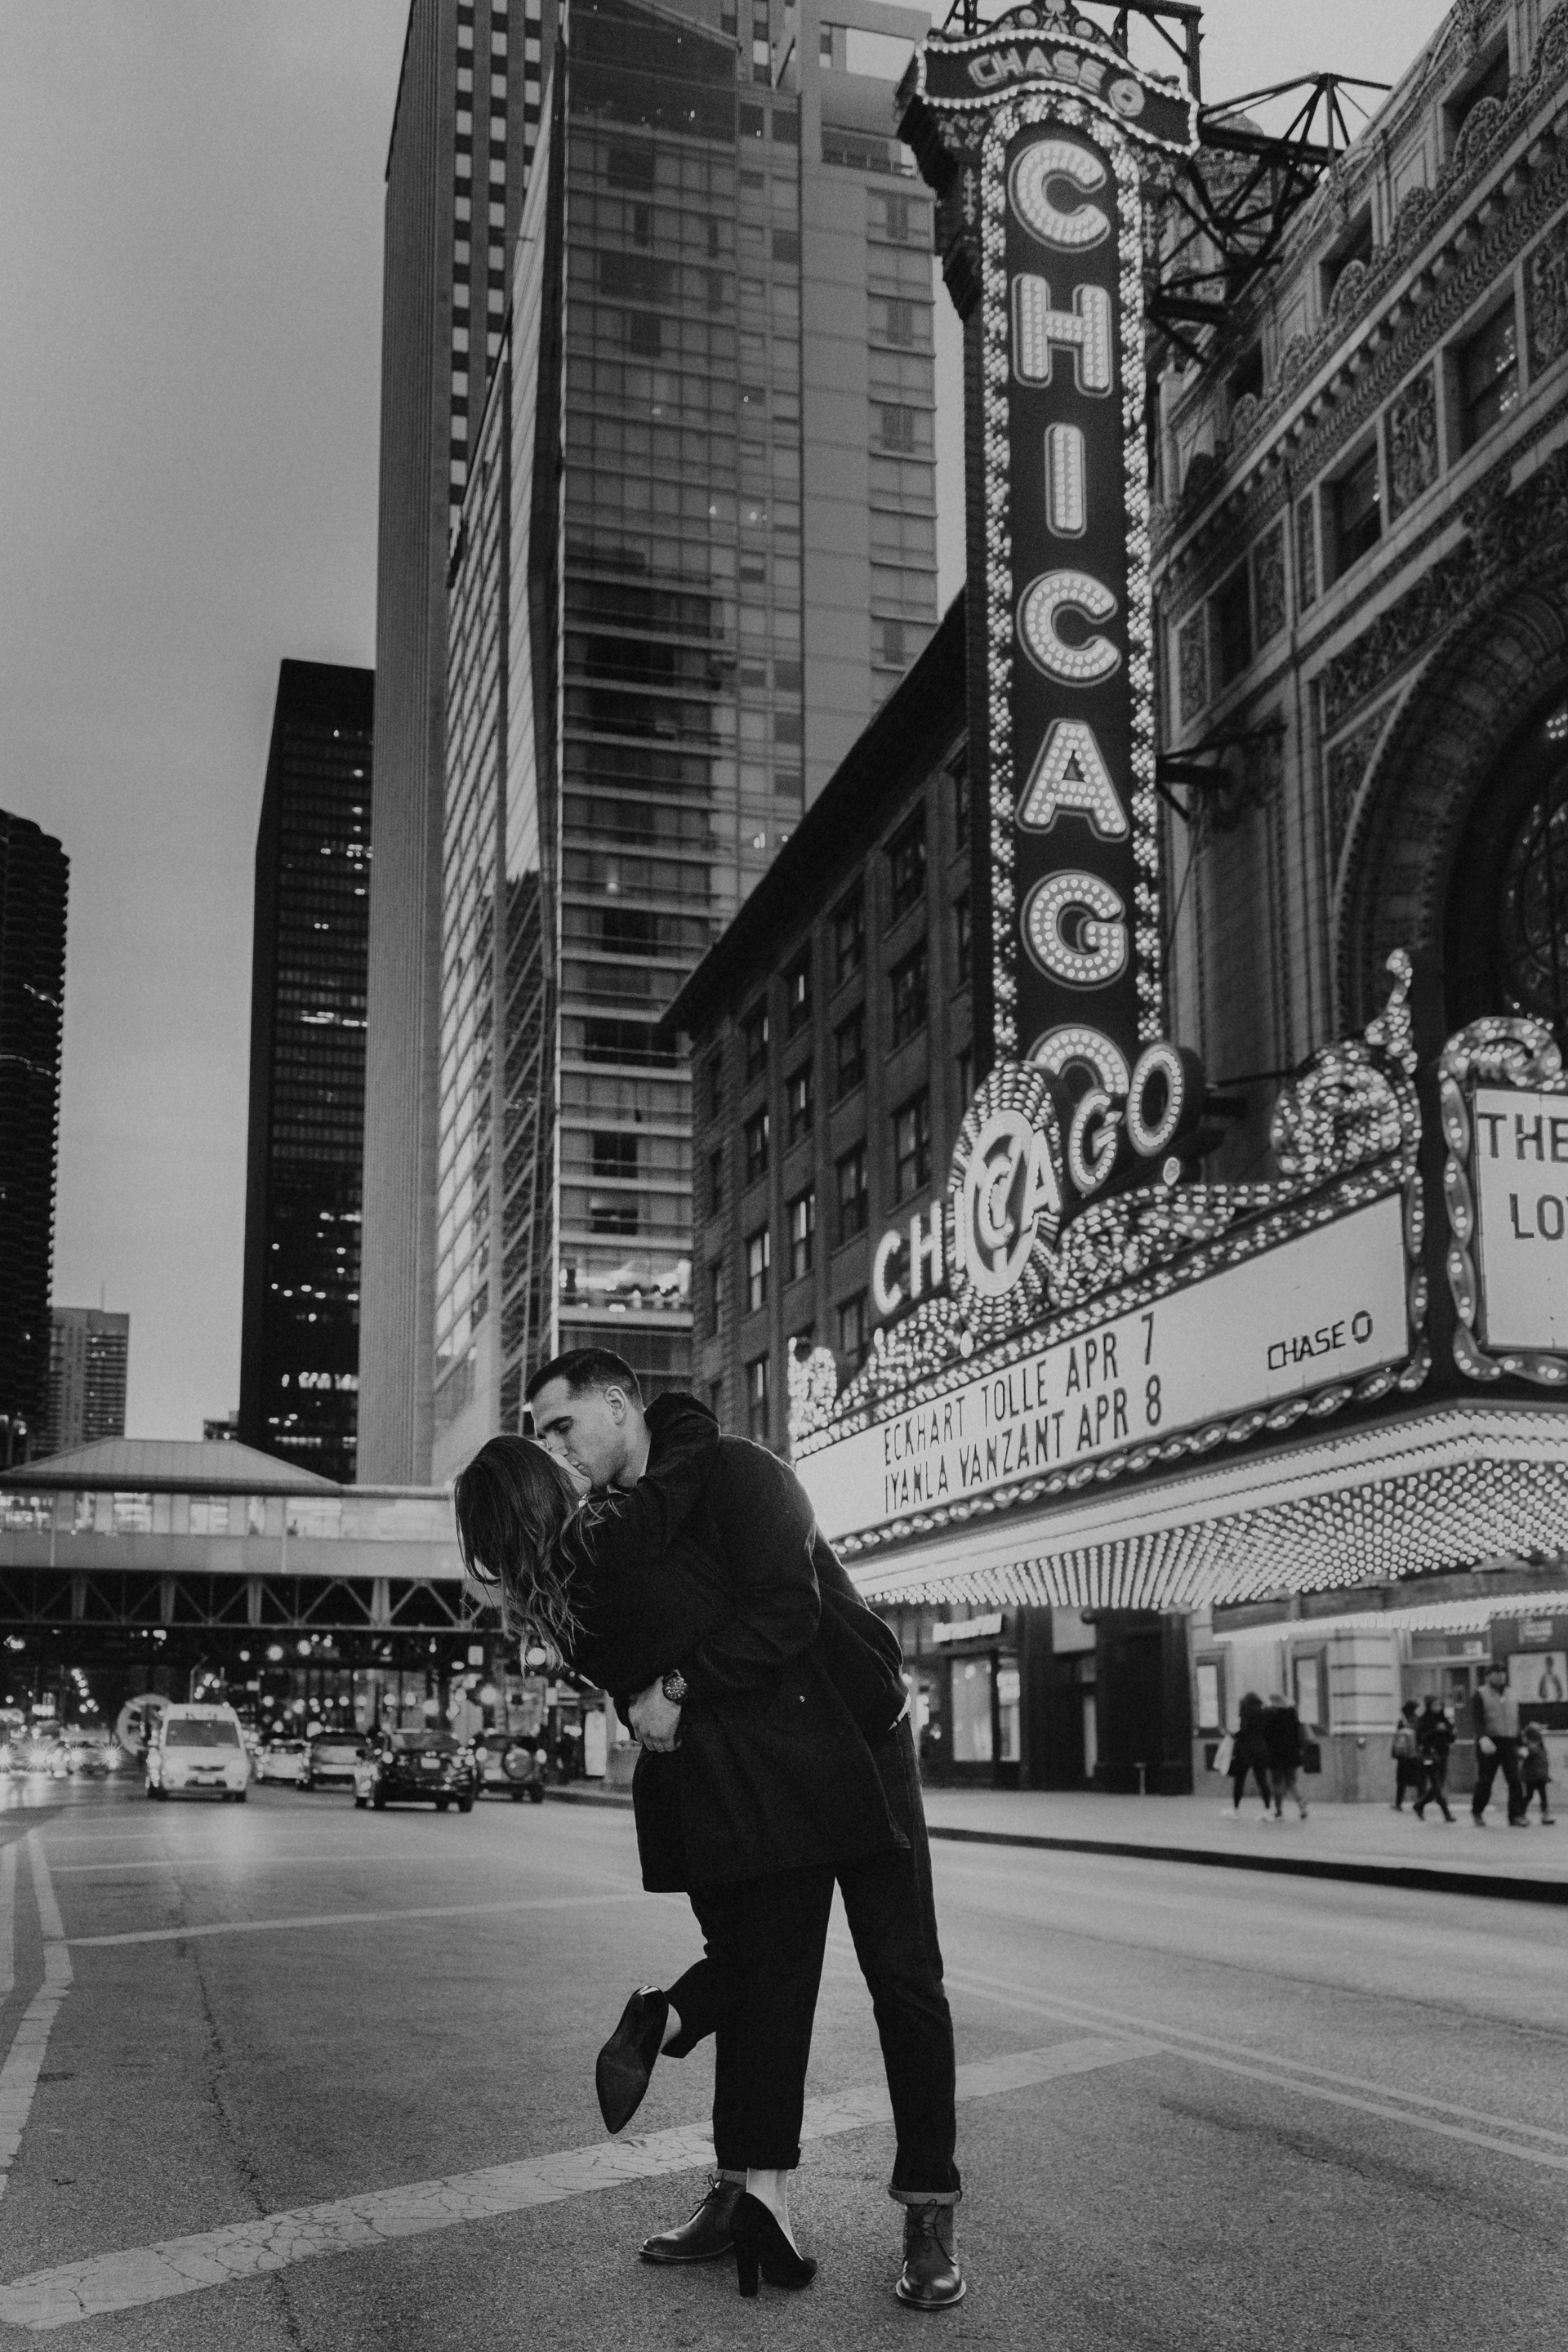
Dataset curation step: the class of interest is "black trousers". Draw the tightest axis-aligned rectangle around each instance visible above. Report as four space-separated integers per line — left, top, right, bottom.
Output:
1472 1737 1526 1821
665 1717 961 2200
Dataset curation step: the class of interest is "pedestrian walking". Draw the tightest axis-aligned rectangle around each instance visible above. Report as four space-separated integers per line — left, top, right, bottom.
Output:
1391 1700 1423 1809
1230 1692 1272 1815
1471 1664 1528 1827
1262 1690 1309 1819
1410 1698 1455 1823
454 1360 964 2310
1519 1722 1555 1823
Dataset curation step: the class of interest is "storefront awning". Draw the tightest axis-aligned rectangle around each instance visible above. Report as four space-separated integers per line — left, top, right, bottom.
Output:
844 1401 1568 1613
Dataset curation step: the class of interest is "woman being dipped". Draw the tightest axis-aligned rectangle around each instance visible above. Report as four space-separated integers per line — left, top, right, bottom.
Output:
453 1390 904 2297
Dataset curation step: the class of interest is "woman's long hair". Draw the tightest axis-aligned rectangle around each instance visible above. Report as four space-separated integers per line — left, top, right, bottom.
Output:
452 1435 582 1660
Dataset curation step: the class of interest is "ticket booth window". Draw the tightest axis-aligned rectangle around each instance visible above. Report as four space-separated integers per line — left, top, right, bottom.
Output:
1293 1651 1325 1731
1195 1659 1223 1732
996 1658 1021 1765
951 1658 994 1765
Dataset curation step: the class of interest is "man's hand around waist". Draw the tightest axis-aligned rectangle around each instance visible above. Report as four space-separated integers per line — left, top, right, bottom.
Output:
630 1679 683 1753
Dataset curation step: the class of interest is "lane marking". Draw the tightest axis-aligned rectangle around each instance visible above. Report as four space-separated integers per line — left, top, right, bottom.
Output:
68 1890 643 1948
0 1844 16 2000
0 1839 73 2198
0 2034 1149 2331
50 1851 572 1878
938 1961 1568 2169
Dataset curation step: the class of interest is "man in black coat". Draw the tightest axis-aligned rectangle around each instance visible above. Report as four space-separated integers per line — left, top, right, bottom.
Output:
528 1350 964 2310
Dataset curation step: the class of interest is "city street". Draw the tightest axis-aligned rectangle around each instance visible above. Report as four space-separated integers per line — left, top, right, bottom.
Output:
0 1784 1557 2348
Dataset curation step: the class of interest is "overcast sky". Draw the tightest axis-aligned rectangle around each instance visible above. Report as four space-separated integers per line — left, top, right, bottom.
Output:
0 1 1453 1446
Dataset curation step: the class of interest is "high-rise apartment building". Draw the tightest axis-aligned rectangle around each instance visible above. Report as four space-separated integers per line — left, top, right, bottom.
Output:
238 663 374 1486
0 811 69 1468
359 0 552 1483
430 0 939 1472
42 1308 129 1459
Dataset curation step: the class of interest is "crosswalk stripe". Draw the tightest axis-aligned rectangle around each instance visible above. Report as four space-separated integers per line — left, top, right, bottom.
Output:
0 2035 1151 2332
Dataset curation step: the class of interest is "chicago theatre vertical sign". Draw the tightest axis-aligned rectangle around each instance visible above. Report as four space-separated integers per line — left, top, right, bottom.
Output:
901 14 1197 1102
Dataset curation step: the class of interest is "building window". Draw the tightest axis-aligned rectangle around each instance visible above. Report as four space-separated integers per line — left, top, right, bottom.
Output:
745 1353 770 1441
742 999 770 1081
893 1091 931 1200
1212 562 1252 687
787 1187 816 1281
888 818 926 922
591 1132 638 1178
951 758 970 842
1228 339 1263 410
744 1107 770 1186
1447 41 1510 147
707 1258 725 1336
786 1062 813 1144
834 890 865 984
1459 301 1519 450
889 940 929 1046
836 1290 869 1367
708 1147 724 1219
709 1378 724 1420
785 952 812 1036
1332 443 1381 576
956 1045 973 1107
834 1009 866 1098
746 1227 771 1312
954 895 972 986
836 1144 869 1242
706 1054 724 1120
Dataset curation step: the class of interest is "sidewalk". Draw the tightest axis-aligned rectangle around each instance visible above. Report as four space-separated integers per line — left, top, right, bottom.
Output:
549 1780 1568 1904
919 1786 1568 1904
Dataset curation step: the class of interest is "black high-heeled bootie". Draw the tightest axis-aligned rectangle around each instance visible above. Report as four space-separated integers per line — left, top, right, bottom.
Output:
730 2192 817 2297
595 1985 668 2132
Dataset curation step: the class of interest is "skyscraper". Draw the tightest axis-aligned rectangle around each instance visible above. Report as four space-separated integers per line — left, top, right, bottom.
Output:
0 811 68 1468
359 0 551 1483
238 662 374 1486
41 1308 129 1459
430 0 939 1472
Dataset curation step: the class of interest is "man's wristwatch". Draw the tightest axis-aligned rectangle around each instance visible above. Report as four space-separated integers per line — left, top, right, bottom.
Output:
661 1669 688 1707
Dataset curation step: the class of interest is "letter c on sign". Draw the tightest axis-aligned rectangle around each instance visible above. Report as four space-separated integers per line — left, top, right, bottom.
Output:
1018 572 1121 687
871 1227 906 1317
1008 138 1111 250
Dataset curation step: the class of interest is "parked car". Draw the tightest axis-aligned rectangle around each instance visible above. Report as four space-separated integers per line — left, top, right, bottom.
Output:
474 1734 548 1802
145 1704 251 1802
256 1738 310 1786
301 1734 367 1793
354 1730 478 1812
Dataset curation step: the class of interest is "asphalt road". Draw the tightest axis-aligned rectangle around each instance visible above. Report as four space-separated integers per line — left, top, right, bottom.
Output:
0 1777 1561 2350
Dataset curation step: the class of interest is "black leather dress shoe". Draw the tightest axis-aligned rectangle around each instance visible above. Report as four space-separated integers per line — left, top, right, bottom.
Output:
595 1985 669 2133
639 2172 743 2264
895 2203 965 2309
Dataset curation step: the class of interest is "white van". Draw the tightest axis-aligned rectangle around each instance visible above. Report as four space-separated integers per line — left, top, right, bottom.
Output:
145 1704 251 1802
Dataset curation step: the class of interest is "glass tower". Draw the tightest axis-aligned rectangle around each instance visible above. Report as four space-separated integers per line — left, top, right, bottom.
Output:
0 810 68 1467
433 0 939 1464
239 663 374 1485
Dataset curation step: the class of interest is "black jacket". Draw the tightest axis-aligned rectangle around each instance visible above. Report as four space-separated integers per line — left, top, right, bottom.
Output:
553 1395 906 1891
1261 1702 1303 1772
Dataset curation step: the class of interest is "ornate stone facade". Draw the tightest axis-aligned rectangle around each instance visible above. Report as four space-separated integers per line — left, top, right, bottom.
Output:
1386 367 1440 521
1153 0 1568 1139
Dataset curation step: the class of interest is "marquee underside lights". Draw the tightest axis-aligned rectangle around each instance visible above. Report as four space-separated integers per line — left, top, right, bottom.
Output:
840 1407 1568 1615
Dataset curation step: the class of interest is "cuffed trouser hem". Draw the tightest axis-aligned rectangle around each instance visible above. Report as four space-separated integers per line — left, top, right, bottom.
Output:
889 2185 961 2207
716 2148 800 2172
717 2168 746 2185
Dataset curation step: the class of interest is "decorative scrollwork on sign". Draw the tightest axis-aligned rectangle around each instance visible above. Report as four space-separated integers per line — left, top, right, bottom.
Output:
1272 950 1419 1181
1438 1015 1568 1390
786 1344 841 1446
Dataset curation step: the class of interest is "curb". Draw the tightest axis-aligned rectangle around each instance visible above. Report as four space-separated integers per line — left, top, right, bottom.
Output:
545 1784 634 1809
924 1824 1568 1906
